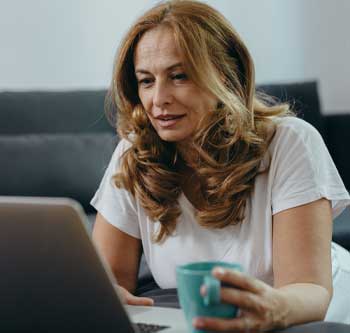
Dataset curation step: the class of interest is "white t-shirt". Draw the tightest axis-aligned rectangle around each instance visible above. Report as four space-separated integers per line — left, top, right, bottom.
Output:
91 117 350 321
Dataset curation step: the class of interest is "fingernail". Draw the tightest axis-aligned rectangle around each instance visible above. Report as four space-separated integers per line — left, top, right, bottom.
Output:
193 318 205 328
144 298 154 306
213 267 225 276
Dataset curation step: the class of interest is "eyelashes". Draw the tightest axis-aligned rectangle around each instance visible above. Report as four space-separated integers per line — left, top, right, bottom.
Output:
171 73 187 81
137 72 188 88
138 78 153 86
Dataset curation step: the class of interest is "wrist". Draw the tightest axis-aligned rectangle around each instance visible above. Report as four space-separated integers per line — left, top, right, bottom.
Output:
273 288 292 329
275 283 331 326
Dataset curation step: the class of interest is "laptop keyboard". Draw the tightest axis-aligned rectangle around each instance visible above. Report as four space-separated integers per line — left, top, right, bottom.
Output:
135 322 170 332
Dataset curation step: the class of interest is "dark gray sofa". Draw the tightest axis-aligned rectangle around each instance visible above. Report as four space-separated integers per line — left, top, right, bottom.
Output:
1 81 349 254
0 90 116 228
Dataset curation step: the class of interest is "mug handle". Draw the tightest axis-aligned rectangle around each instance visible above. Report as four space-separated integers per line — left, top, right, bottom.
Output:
203 275 220 306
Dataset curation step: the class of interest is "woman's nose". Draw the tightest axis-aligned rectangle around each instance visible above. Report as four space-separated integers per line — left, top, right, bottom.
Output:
153 81 173 108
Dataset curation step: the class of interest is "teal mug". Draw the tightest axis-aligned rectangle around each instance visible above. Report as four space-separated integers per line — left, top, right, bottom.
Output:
176 261 242 333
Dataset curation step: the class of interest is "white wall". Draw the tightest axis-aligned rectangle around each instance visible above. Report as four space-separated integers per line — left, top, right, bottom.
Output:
1 0 349 113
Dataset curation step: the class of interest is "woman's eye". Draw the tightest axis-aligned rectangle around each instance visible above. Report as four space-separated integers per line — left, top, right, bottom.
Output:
172 73 188 81
138 78 153 86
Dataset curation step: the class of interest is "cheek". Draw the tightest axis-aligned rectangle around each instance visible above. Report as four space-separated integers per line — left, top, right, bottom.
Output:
186 87 217 110
138 90 151 110
201 92 218 110
189 97 215 117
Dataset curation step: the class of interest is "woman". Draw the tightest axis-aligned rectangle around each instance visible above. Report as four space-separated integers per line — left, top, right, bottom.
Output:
91 0 350 331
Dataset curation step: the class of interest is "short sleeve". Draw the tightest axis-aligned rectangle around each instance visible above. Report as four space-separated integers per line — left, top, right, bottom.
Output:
90 139 141 238
270 117 350 218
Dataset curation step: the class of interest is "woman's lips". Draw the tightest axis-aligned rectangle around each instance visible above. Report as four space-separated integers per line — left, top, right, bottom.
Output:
155 114 185 128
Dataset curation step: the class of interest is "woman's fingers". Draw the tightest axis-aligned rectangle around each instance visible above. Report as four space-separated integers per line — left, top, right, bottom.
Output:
195 268 283 332
219 287 267 314
125 294 154 306
117 285 154 306
212 267 265 294
200 283 267 314
193 316 260 332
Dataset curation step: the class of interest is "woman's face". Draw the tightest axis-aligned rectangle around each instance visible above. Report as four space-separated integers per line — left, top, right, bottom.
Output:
134 26 218 143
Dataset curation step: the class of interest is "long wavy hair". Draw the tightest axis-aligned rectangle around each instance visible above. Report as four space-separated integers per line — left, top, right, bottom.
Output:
107 0 293 242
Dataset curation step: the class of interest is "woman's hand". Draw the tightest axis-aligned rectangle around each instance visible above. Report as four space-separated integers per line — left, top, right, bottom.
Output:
117 285 154 306
193 267 288 332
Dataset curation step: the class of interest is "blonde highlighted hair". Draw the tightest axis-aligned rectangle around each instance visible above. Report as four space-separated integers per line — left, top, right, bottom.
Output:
107 0 293 242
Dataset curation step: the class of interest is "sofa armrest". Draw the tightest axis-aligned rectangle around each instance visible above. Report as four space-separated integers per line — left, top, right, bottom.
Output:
325 114 350 191
333 207 350 251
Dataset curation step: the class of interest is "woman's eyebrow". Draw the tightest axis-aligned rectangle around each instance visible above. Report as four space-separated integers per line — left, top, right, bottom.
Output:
135 62 183 74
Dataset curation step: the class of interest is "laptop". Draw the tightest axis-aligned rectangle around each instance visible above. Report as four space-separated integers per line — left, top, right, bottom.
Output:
0 196 188 332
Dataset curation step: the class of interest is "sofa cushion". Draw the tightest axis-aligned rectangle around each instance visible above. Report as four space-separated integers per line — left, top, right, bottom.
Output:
0 90 111 134
1 133 117 213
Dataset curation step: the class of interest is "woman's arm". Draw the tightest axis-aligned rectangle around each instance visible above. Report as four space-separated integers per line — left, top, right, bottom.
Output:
272 197 333 325
193 198 333 332
92 213 153 305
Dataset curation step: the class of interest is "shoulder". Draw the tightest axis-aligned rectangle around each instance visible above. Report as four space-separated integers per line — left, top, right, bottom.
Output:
263 116 328 175
101 138 133 176
275 116 321 137
275 116 320 137
111 138 133 163
269 116 324 151
115 138 132 154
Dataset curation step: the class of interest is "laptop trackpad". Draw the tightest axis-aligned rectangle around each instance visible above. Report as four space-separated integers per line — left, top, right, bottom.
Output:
126 305 188 332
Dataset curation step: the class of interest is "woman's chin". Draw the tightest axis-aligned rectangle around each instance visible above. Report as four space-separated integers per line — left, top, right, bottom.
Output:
157 130 190 143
